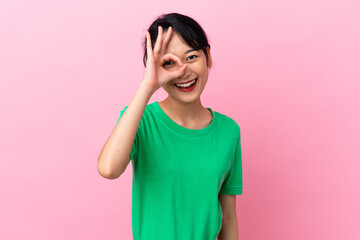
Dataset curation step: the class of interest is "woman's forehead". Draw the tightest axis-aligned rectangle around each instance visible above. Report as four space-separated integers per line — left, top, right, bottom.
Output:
163 32 193 54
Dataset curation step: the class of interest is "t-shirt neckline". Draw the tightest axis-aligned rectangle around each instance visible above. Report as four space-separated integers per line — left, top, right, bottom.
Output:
151 101 218 137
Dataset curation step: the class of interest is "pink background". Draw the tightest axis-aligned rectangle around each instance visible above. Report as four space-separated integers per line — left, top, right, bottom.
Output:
1 0 359 239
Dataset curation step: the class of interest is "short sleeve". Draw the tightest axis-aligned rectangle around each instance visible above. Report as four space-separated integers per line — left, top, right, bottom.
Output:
115 106 138 165
219 130 243 195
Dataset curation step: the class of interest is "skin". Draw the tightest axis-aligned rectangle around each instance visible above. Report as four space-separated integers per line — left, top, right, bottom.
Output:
218 194 238 240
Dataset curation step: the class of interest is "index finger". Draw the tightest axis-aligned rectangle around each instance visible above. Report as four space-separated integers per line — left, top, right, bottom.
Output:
162 53 184 68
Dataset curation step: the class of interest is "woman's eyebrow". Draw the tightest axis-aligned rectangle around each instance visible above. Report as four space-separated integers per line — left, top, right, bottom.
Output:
184 49 196 54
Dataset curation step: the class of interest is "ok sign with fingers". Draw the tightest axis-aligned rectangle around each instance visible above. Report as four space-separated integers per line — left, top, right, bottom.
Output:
142 26 188 91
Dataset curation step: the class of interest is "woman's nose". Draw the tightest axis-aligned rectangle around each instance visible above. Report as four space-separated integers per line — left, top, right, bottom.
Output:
178 65 191 79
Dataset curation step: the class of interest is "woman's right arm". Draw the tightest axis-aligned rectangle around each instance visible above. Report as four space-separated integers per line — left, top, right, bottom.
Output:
97 82 156 179
97 26 187 179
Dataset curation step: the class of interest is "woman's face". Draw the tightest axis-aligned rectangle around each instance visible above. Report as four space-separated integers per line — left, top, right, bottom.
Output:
160 31 212 104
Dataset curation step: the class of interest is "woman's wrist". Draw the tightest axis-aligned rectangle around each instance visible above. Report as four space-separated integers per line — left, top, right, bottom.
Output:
139 80 158 96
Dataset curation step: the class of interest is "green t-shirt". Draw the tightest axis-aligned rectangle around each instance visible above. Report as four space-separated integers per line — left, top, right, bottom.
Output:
115 101 243 240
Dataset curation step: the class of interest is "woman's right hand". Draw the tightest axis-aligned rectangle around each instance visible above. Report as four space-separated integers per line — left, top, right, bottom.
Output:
142 26 188 91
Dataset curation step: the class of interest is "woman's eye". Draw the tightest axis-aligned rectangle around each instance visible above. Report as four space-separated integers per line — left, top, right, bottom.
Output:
163 61 174 66
187 55 197 60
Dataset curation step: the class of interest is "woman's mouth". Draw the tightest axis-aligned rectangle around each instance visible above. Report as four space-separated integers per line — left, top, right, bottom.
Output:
173 78 198 92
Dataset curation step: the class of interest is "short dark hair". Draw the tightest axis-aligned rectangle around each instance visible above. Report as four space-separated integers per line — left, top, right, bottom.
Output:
143 13 211 67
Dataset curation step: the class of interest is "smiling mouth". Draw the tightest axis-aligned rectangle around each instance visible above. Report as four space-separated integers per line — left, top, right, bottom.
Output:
174 78 197 88
173 78 198 92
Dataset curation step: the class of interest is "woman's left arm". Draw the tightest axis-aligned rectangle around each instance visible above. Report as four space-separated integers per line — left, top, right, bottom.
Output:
217 194 239 240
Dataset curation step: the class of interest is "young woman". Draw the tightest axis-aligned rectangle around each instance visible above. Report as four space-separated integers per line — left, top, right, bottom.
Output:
98 13 243 240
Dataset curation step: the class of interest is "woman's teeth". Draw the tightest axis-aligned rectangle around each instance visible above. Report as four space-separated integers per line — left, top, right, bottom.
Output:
174 79 197 88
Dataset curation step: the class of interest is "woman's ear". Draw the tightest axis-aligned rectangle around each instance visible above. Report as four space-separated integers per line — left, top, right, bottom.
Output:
206 47 212 69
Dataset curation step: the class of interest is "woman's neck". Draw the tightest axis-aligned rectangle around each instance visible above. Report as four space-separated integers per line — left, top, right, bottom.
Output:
158 97 209 127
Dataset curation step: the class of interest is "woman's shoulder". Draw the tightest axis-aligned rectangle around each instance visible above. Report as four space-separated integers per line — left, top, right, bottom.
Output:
212 109 241 132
